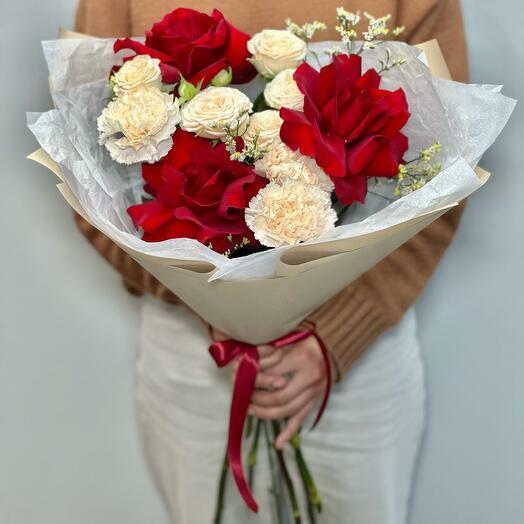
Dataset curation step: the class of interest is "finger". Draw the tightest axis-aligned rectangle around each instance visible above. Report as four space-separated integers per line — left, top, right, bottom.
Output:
275 400 315 449
255 372 288 390
262 346 304 376
250 382 323 421
231 360 288 390
257 344 278 358
259 349 284 371
251 373 318 407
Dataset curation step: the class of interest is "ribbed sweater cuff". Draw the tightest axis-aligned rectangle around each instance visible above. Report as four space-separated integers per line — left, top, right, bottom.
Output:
303 289 393 382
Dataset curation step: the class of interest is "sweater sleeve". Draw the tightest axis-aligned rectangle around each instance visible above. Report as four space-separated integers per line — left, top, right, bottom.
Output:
75 0 131 38
307 0 469 380
73 0 179 303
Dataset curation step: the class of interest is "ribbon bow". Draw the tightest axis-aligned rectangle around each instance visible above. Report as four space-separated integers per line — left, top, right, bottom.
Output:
209 326 332 513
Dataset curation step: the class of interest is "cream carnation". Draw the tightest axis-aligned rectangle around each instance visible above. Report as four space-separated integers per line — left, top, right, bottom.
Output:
247 30 307 78
180 86 252 139
255 140 333 192
266 157 334 193
254 139 298 173
243 110 283 149
98 86 180 165
113 55 162 95
245 179 337 247
264 69 304 110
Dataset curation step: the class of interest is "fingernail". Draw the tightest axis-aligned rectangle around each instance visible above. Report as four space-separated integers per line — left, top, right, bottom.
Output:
248 407 255 416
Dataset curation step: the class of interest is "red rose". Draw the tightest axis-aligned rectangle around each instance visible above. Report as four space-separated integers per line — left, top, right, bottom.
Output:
280 54 410 205
128 130 267 254
114 8 256 88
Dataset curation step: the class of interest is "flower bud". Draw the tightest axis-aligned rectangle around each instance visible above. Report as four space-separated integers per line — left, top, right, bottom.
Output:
211 67 233 87
178 76 199 103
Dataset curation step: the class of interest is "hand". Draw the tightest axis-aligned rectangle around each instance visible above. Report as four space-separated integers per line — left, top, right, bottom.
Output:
213 328 288 388
250 337 327 449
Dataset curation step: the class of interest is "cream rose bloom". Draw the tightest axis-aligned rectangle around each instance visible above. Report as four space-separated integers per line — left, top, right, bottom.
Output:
113 55 162 95
243 110 283 149
247 30 307 78
98 86 180 165
255 140 333 192
264 69 304 111
180 86 252 139
246 179 337 247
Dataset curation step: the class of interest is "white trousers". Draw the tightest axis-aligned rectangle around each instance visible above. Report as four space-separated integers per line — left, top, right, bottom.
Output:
135 300 426 524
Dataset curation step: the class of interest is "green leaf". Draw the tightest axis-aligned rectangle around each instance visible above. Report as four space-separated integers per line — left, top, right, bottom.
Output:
253 91 269 112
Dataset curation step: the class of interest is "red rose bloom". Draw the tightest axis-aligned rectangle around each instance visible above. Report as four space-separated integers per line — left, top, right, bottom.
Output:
280 54 410 205
128 130 267 254
114 8 256 88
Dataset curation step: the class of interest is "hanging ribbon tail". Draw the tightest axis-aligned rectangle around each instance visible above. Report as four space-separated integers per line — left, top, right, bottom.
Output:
209 340 260 513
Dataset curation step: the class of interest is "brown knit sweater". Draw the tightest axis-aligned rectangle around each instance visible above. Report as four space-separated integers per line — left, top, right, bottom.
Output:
74 0 468 380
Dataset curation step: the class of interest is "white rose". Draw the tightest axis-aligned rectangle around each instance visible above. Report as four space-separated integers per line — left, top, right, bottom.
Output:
98 86 180 165
113 55 162 95
243 110 283 149
180 86 252 139
264 69 304 111
247 30 307 78
246 179 337 247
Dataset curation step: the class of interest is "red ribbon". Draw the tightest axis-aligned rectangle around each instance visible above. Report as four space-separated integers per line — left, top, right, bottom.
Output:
208 326 332 513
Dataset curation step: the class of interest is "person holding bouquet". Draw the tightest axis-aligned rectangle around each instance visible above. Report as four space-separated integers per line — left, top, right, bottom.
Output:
73 0 469 522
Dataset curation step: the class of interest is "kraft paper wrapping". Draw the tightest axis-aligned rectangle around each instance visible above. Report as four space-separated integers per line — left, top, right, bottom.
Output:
28 34 513 343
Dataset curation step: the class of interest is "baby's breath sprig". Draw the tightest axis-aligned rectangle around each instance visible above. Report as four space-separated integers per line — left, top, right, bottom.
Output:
335 7 361 54
285 19 327 42
323 45 344 60
217 114 268 165
393 142 443 197
223 236 252 258
242 129 268 164
361 12 391 50
392 25 406 38
286 18 327 69
377 47 407 73
334 7 406 56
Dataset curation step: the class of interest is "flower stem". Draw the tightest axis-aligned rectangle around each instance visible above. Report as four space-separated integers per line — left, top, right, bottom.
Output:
246 414 254 438
248 418 263 490
290 433 322 520
263 421 284 524
213 447 229 524
271 420 302 524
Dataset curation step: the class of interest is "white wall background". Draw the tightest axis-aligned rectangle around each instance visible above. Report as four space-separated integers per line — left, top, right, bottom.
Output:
1 1 522 523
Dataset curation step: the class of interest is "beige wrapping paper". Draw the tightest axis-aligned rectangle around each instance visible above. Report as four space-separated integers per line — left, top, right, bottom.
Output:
29 36 491 344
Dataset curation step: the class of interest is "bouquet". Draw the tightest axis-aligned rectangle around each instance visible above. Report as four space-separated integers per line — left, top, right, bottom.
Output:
28 7 515 522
